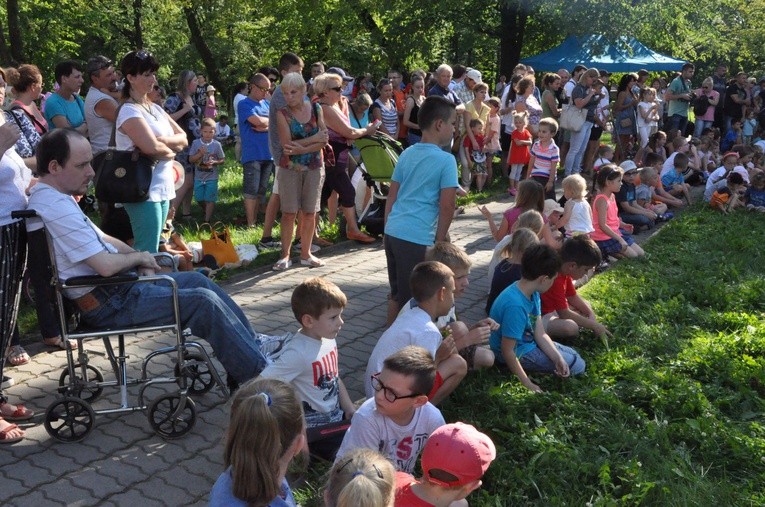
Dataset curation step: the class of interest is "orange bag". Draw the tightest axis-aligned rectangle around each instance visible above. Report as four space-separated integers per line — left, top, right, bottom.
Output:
200 222 239 266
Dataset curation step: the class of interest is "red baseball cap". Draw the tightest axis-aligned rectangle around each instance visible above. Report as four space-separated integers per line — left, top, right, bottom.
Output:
421 423 496 487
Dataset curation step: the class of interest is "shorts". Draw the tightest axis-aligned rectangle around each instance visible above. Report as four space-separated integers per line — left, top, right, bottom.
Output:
427 371 445 401
384 234 428 308
242 160 274 199
277 165 324 213
590 125 604 141
193 179 218 202
272 166 281 194
471 162 488 175
321 162 356 208
595 231 635 256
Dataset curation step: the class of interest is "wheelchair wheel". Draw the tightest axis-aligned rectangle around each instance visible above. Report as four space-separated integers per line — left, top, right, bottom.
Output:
174 352 215 396
148 393 196 439
44 397 96 443
58 364 104 402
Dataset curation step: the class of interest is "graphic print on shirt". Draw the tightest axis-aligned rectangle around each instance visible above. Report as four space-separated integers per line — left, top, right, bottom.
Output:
308 349 339 411
380 432 431 472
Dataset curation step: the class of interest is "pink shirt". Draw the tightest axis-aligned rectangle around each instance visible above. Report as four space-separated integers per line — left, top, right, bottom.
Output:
695 89 719 122
590 194 620 241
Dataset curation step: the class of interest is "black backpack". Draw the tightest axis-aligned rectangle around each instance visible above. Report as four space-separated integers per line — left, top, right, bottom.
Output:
693 94 710 117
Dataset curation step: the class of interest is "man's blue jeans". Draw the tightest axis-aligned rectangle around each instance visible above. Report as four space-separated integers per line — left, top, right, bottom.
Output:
667 114 688 136
81 271 267 383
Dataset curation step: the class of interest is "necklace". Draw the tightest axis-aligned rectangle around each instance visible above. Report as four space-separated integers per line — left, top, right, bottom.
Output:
130 95 157 120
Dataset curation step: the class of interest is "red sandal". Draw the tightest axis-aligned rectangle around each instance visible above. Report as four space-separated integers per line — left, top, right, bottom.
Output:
0 421 24 444
0 402 34 421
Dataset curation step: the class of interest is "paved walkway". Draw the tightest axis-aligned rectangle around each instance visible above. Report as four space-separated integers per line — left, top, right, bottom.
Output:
1 197 508 506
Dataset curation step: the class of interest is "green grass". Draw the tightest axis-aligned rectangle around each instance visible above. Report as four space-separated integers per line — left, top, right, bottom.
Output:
433 207 765 505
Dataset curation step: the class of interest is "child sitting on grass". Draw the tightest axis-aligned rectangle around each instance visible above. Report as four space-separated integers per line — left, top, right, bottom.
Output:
489 243 585 393
485 209 545 292
259 277 355 460
338 346 445 474
324 448 395 507
643 153 684 208
189 117 225 222
661 152 692 205
616 161 659 231
709 172 746 213
557 174 594 237
635 167 672 219
591 165 645 259
745 170 765 211
480 179 558 247
158 207 193 271
705 151 740 202
486 227 539 314
394 422 497 507
366 261 467 405
541 235 612 342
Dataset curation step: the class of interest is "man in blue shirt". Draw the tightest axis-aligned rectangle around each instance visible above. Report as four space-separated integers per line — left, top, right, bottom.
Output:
238 73 273 227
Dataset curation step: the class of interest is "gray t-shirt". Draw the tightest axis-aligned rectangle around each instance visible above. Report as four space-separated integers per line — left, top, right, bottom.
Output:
84 87 118 155
189 138 224 182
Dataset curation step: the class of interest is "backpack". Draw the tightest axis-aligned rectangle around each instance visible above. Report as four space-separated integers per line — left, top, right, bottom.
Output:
693 94 710 117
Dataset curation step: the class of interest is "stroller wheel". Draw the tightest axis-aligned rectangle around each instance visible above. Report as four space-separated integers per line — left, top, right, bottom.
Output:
174 352 215 396
148 393 196 439
44 397 96 443
58 364 104 403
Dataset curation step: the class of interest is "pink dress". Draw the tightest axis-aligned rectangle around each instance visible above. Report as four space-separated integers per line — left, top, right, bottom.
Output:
204 94 217 119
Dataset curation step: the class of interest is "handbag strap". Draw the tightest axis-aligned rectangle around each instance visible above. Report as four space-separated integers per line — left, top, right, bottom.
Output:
108 102 127 149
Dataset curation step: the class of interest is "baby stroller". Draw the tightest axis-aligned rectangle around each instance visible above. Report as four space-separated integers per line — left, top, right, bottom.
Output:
350 133 403 236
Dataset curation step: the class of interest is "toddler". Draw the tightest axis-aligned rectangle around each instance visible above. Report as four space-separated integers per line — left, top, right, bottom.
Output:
637 88 660 148
557 174 594 237
710 172 746 213
463 118 488 191
743 111 757 145
525 117 559 199
507 111 532 195
189 117 225 222
635 167 671 218
485 97 502 182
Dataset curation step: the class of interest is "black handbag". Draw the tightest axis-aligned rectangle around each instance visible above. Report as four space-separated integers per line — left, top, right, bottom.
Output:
94 103 157 203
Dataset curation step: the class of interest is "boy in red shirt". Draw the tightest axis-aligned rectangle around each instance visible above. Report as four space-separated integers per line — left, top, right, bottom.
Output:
540 235 612 342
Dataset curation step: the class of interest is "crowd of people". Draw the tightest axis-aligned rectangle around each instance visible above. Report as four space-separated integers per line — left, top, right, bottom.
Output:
2 46 765 506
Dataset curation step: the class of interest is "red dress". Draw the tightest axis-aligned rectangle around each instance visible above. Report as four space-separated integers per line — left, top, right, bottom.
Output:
508 128 532 164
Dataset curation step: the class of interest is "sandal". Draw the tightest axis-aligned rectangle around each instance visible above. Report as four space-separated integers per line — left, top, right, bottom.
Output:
43 336 78 350
272 258 293 271
0 421 24 444
300 256 325 268
6 345 30 366
0 402 34 421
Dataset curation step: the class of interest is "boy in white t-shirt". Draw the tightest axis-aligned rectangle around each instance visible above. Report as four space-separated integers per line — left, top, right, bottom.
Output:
336 346 445 473
365 261 467 405
259 277 355 458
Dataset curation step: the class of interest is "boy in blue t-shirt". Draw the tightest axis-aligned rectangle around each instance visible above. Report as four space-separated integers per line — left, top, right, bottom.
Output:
189 118 225 222
488 244 585 393
661 152 692 205
384 96 460 324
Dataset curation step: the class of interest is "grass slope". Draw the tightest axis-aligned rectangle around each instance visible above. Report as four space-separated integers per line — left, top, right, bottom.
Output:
438 208 765 506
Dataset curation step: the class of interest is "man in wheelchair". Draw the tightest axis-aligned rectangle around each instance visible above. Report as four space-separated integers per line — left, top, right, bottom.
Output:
28 129 268 387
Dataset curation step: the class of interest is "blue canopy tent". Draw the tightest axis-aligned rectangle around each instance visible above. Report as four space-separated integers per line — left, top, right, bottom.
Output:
521 34 687 73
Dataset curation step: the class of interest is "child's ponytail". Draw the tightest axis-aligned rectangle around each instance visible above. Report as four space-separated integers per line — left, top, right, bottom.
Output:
325 448 395 507
224 378 305 505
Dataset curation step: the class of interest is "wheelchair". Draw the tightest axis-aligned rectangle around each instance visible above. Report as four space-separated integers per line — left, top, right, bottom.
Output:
12 210 228 443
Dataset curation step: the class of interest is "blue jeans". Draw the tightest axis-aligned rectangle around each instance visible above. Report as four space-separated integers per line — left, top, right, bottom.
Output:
564 121 593 176
694 119 713 138
520 343 586 376
667 114 688 135
80 271 267 383
619 212 654 229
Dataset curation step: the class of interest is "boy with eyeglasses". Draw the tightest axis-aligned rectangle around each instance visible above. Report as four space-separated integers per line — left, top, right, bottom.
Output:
335 346 445 473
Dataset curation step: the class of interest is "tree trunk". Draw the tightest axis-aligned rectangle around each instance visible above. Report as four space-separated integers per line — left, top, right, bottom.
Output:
132 0 144 49
498 0 529 79
183 6 222 91
6 0 23 63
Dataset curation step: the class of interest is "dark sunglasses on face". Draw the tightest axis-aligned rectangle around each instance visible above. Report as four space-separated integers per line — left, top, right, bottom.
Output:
331 86 343 92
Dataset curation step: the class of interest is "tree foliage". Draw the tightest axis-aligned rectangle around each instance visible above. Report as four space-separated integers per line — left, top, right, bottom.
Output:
0 0 761 106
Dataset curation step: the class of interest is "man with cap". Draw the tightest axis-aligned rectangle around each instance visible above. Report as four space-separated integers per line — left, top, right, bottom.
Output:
84 55 119 156
616 160 658 230
394 422 496 506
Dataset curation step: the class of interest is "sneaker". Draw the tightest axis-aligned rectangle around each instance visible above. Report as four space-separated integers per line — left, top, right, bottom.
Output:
657 212 674 221
1 375 14 389
257 236 281 249
292 242 320 253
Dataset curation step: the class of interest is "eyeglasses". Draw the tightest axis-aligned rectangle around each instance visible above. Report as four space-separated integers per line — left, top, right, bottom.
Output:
251 83 269 93
370 374 421 403
268 77 278 83
331 86 343 92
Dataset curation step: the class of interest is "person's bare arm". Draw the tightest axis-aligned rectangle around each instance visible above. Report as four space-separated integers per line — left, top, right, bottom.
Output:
532 317 569 378
436 187 457 242
322 104 375 139
119 117 175 160
246 113 269 131
156 111 188 152
501 338 541 392
543 92 560 118
338 378 355 419
94 98 118 123
84 249 160 277
402 97 419 130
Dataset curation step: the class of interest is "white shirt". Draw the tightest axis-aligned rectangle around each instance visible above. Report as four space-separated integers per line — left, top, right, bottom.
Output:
364 307 442 399
116 102 175 202
0 149 31 226
84 87 118 155
232 93 246 128
334 397 444 473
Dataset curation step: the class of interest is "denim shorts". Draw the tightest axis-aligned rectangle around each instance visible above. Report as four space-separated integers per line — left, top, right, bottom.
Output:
194 179 219 202
596 231 635 256
242 160 274 199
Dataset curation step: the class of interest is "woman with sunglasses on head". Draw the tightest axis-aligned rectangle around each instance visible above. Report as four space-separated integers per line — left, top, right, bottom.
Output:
314 71 379 244
117 50 187 253
164 69 202 220
694 77 720 139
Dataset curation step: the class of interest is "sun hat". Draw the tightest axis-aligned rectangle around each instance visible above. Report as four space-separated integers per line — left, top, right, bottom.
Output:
420 423 496 487
327 67 354 82
171 160 185 191
543 199 564 217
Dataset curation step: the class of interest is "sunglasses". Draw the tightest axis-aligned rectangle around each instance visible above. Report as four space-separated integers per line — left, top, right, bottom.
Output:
268 77 278 83
135 50 152 61
331 86 343 92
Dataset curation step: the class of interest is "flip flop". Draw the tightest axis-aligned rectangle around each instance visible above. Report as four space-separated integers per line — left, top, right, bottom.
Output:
0 403 35 422
43 336 78 350
6 345 30 366
300 257 325 268
272 258 292 271
0 422 24 444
